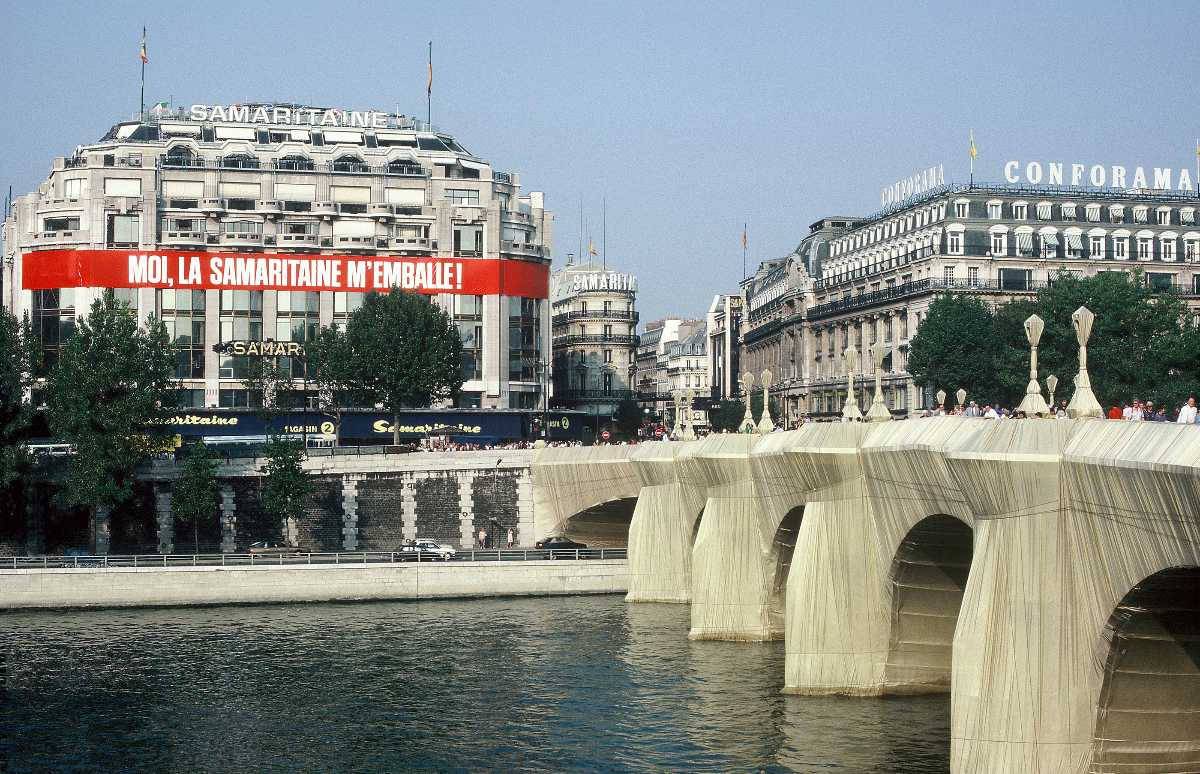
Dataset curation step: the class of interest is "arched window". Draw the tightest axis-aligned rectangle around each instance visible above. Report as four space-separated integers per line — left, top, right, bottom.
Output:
276 154 314 171
332 155 368 173
387 158 424 176
220 153 259 170
164 145 199 168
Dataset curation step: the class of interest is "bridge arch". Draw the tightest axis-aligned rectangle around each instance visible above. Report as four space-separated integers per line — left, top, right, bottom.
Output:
1091 565 1200 771
561 496 638 547
883 513 974 693
768 505 805 632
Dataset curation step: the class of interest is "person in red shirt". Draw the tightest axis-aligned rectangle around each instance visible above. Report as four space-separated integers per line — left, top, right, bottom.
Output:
1107 405 1122 420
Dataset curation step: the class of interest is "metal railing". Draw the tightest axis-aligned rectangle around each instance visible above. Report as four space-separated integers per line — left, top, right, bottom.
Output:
3 548 627 570
552 310 639 325
552 333 638 346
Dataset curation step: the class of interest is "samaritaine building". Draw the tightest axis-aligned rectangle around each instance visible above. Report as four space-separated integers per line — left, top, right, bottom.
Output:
0 102 553 410
738 167 1200 421
549 257 638 419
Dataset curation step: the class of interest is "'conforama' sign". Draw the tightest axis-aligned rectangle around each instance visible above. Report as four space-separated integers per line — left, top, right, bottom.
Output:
22 250 549 298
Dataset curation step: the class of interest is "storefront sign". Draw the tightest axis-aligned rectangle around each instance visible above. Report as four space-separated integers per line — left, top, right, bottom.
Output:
567 272 636 294
189 104 389 128
22 250 549 298
214 340 304 357
1003 160 1195 192
880 164 945 207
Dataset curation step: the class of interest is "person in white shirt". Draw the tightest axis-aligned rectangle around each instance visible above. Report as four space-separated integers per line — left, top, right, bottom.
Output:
1122 403 1133 420
983 405 999 419
1178 397 1198 425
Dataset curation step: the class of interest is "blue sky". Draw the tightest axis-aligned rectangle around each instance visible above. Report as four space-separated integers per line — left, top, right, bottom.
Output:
2 0 1197 322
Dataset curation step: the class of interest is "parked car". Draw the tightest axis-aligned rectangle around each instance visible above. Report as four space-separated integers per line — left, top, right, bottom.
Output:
247 541 301 556
537 535 588 552
398 540 457 562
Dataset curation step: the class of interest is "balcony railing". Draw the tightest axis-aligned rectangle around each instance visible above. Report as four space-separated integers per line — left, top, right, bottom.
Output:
554 389 635 402
551 310 638 325
157 156 428 177
552 333 638 346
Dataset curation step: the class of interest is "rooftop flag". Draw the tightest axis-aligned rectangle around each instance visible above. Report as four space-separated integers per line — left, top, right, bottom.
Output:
139 27 148 64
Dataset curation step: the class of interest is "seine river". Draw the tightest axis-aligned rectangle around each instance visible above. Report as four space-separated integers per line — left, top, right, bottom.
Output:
0 595 948 772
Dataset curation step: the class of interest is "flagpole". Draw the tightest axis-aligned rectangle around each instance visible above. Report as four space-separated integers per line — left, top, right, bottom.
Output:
426 41 432 127
140 26 146 118
601 196 607 270
742 222 747 280
577 197 583 262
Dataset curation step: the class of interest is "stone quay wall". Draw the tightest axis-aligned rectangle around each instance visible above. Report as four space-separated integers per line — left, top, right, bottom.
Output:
116 450 535 556
0 559 629 610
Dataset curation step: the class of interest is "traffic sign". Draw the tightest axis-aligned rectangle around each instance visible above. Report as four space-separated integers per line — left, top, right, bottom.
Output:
600 430 611 441
654 427 665 438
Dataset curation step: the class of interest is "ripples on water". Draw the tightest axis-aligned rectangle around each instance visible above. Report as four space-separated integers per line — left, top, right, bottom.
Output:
0 596 948 772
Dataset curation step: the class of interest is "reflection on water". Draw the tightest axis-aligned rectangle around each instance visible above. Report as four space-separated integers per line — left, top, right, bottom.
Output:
0 596 948 772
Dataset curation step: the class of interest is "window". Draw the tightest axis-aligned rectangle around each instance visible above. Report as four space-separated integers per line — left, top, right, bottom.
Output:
1186 239 1199 262
220 153 259 170
276 155 314 171
43 216 80 232
1065 232 1083 258
63 178 84 199
1133 206 1149 224
987 201 1002 219
1161 238 1176 262
218 389 262 409
948 231 963 255
452 225 483 256
32 289 76 375
1061 203 1077 220
1012 202 1028 220
331 155 368 173
445 188 480 206
282 221 316 236
1182 209 1196 226
1146 272 1175 292
1085 204 1101 223
275 292 320 378
1016 230 1034 256
104 178 142 197
991 232 1006 256
998 268 1032 291
1157 208 1172 225
1090 235 1104 258
1110 205 1125 223
1040 232 1059 258
159 289 206 379
107 214 140 246
954 201 969 218
218 290 263 378
1137 237 1153 260
604 349 613 364
223 220 262 235
1113 237 1128 260
968 266 979 287
943 266 955 285
333 291 364 328
1036 202 1052 220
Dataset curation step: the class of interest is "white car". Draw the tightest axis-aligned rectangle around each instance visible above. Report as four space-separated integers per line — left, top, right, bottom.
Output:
398 540 457 561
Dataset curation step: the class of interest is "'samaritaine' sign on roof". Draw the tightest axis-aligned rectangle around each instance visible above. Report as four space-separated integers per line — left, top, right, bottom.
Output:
189 104 389 128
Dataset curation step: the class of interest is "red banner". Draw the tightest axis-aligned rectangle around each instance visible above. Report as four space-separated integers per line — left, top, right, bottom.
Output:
21 249 549 298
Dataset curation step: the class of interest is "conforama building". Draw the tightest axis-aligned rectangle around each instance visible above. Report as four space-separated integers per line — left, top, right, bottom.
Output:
1 102 553 410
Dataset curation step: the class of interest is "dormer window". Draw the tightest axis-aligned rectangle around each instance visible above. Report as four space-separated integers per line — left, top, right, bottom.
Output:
332 155 368 173
276 155 314 171
220 153 259 170
387 158 424 176
164 146 200 168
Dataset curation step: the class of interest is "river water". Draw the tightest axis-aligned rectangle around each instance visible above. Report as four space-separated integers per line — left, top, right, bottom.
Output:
0 595 948 772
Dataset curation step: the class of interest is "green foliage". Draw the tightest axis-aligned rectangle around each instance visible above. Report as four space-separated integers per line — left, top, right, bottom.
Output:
259 438 313 538
0 309 38 487
343 289 464 444
242 357 302 424
306 325 364 442
46 292 175 511
612 399 643 440
750 390 781 425
171 441 219 552
707 399 746 433
909 272 1200 411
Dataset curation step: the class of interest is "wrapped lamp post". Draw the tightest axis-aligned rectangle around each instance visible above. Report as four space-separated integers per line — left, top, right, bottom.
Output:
936 389 946 413
956 388 967 409
865 342 893 422
682 389 697 441
1016 314 1050 416
841 346 863 421
1066 305 1103 418
671 391 684 438
757 369 776 433
739 372 757 433
1046 374 1058 410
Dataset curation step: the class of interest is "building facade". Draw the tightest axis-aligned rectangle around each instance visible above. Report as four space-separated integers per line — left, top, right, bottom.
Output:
738 182 1200 421
663 324 710 430
549 258 638 418
705 293 742 401
1 103 553 410
635 317 705 421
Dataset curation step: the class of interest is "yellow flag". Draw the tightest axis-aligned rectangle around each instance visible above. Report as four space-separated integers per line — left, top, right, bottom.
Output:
968 129 978 160
587 239 597 256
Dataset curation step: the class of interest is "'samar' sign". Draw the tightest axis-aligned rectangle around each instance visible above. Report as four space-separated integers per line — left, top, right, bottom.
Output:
214 340 304 357
22 250 549 299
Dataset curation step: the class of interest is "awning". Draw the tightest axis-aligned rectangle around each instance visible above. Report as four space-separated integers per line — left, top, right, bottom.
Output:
214 126 256 140
323 130 364 144
161 123 201 136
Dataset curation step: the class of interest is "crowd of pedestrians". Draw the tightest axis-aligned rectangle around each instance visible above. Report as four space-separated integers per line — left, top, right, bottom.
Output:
919 396 1200 423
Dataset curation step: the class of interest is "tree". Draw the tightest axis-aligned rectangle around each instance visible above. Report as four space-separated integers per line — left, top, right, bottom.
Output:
0 309 38 487
612 399 643 440
259 437 313 544
707 399 746 433
242 356 302 427
750 390 782 425
908 294 1004 403
46 292 175 524
344 289 464 444
171 441 219 553
306 325 364 444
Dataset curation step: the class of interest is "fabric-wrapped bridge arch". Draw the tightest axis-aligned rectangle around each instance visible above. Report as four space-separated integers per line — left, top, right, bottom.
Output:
530 419 1200 774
